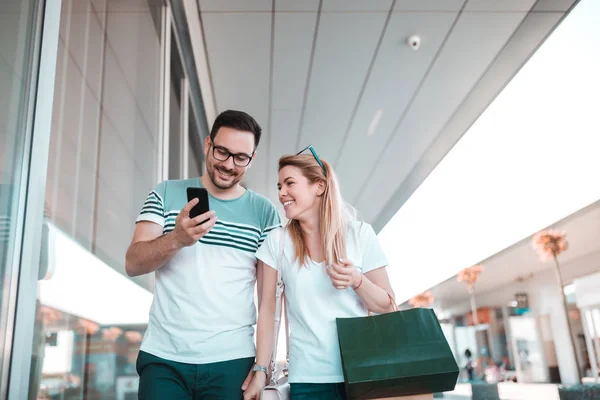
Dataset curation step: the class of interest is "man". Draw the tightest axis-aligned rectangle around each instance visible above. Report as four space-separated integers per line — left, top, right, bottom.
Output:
126 110 280 399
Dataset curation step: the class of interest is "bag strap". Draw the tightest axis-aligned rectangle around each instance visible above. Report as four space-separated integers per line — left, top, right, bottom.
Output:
268 227 289 385
281 229 290 362
368 292 399 316
387 292 399 312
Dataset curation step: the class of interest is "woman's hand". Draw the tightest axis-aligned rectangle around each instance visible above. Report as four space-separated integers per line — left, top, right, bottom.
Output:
327 259 362 290
243 372 268 400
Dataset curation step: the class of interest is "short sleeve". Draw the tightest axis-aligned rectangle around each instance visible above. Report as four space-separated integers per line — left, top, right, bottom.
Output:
360 223 389 274
256 228 282 271
136 181 166 226
258 200 281 248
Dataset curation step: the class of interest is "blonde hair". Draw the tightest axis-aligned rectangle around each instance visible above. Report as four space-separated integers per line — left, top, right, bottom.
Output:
278 154 349 267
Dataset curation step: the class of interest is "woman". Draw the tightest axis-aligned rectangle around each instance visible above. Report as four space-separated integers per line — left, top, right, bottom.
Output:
243 150 396 400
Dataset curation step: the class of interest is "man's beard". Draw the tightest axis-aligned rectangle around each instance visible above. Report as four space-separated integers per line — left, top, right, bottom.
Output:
206 161 242 190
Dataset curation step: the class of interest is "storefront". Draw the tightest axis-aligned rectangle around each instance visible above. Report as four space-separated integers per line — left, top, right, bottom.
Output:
1 1 208 398
575 271 600 381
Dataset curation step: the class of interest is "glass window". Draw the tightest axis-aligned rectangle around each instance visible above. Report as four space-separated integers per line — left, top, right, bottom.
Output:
168 29 185 180
0 0 41 389
29 0 163 398
188 100 203 178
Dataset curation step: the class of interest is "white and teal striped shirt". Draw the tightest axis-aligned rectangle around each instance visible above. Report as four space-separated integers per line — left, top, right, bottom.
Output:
136 177 280 364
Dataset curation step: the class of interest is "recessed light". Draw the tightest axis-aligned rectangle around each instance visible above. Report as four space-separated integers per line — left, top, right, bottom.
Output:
368 109 384 137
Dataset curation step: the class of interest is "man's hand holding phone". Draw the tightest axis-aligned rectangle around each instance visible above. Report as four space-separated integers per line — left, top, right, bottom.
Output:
172 198 217 248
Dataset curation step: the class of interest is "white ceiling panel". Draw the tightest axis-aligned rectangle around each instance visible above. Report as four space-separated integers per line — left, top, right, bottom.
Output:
335 11 459 204
276 0 320 12
533 0 579 12
369 11 568 231
196 0 578 231
199 0 271 12
465 0 537 12
356 11 531 222
268 109 302 204
271 13 319 114
267 11 319 201
201 11 271 194
296 11 390 160
322 0 393 12
394 0 464 12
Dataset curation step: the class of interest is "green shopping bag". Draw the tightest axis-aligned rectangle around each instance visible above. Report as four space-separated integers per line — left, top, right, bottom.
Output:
336 308 459 399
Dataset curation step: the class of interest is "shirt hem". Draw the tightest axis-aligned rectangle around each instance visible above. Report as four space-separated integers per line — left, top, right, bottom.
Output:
256 254 277 270
136 214 165 226
139 344 256 365
362 261 388 274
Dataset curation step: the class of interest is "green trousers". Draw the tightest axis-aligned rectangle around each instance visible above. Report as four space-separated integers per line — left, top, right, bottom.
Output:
136 350 254 399
290 383 347 400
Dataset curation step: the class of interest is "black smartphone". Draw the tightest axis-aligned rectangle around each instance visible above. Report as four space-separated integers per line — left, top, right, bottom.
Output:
186 187 210 220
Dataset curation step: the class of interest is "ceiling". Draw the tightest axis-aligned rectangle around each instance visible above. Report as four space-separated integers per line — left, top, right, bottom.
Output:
196 0 579 230
423 200 600 311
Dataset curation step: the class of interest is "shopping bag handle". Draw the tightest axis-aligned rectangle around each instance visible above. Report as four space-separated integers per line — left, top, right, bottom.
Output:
368 292 398 316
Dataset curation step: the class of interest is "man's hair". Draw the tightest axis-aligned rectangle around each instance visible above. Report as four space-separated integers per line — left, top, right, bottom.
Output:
210 110 262 149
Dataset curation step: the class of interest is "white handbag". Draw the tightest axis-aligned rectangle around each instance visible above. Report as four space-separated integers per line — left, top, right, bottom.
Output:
260 228 290 399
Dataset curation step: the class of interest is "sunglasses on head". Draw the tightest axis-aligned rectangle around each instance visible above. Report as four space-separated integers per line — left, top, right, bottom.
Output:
296 144 326 175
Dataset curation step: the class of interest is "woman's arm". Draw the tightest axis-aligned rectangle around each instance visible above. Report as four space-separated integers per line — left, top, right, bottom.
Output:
328 261 396 314
255 261 279 370
243 261 278 398
354 266 395 313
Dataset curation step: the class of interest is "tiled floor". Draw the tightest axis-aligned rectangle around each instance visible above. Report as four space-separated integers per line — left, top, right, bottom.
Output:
442 382 561 400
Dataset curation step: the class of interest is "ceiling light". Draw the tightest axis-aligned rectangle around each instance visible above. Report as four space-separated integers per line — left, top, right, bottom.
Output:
368 109 384 137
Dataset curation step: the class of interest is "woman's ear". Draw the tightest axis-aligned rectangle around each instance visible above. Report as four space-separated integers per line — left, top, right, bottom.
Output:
316 180 326 196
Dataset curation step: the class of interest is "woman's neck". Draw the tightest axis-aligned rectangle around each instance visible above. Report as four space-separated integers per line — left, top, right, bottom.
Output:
299 208 320 237
298 215 325 263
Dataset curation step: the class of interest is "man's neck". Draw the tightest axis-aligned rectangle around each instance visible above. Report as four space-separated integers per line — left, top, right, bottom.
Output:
201 175 246 200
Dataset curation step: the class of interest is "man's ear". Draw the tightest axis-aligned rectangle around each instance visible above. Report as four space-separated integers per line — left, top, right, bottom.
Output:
248 150 257 168
204 136 211 157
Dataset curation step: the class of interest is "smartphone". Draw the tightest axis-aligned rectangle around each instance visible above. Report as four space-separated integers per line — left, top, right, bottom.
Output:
186 187 210 221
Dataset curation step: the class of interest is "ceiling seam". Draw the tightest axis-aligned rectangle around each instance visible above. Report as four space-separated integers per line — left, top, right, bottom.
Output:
197 0 219 115
333 0 397 169
265 0 276 199
351 0 470 207
295 0 323 151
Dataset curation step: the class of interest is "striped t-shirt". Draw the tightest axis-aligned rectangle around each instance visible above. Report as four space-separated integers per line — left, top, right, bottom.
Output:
136 177 280 364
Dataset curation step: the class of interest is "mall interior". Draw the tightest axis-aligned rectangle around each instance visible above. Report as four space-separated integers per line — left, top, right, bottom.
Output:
1 0 600 399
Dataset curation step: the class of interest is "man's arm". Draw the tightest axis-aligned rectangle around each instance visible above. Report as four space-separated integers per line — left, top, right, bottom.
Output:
125 199 217 277
125 222 182 277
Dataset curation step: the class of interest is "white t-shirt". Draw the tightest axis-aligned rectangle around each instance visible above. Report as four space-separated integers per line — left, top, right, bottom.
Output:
255 220 389 383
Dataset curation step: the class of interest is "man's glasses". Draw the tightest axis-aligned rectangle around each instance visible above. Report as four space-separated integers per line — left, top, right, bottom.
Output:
210 140 253 167
296 144 326 175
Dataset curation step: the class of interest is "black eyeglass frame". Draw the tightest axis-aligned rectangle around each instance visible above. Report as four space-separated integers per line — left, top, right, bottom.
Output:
209 140 254 167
